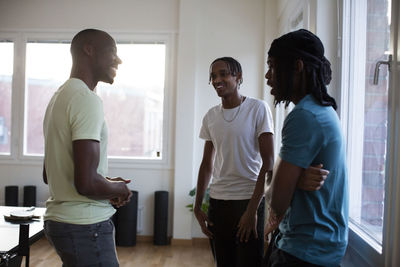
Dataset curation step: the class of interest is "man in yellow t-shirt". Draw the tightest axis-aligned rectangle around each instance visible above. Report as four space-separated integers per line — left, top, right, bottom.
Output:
43 29 131 267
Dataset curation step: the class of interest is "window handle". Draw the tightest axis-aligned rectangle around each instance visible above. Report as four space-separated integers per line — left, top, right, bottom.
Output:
373 54 392 85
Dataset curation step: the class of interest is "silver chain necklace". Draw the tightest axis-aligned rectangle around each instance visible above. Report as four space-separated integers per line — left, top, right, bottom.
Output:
221 96 244 123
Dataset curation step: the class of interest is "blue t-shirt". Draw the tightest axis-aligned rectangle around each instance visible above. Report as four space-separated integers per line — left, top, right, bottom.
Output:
276 94 349 267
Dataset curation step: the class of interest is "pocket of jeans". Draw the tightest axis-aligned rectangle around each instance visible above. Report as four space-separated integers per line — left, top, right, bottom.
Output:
97 220 114 234
45 221 72 237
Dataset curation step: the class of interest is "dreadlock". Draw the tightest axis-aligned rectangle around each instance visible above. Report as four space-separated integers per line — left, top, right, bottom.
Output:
209 57 243 85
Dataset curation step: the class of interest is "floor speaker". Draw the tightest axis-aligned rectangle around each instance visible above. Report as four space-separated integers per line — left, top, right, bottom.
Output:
5 186 18 206
154 191 168 245
115 190 138 246
23 186 36 207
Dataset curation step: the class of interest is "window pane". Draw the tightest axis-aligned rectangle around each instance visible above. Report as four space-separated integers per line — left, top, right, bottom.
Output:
25 42 71 155
97 44 165 158
25 42 166 159
349 0 390 244
0 42 13 155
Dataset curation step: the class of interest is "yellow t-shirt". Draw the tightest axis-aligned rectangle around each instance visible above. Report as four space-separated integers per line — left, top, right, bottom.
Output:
43 78 115 224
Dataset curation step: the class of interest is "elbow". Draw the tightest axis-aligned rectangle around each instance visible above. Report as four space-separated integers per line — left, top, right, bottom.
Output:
75 184 89 196
74 178 94 196
200 162 213 176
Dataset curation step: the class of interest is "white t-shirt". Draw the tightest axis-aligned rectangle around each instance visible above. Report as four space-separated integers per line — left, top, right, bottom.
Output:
199 96 274 200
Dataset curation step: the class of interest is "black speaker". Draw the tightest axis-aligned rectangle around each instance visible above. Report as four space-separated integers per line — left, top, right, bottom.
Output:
154 191 168 245
115 191 138 246
5 186 18 206
23 186 36 207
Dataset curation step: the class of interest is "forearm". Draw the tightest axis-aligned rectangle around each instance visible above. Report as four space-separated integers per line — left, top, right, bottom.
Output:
76 172 128 200
246 166 268 214
270 159 302 217
195 165 212 210
265 170 273 203
270 189 292 218
72 140 129 200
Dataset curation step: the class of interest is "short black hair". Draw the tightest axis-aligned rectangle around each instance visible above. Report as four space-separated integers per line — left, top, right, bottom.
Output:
70 28 107 58
209 57 243 85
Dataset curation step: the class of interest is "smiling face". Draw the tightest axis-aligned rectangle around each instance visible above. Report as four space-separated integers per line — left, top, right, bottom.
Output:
92 34 122 84
210 60 242 98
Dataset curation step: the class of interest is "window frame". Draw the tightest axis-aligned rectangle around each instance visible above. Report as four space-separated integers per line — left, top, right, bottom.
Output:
0 31 176 170
340 0 400 266
0 36 16 158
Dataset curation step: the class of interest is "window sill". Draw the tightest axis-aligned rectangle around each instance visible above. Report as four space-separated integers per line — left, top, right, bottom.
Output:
346 221 382 267
0 155 173 170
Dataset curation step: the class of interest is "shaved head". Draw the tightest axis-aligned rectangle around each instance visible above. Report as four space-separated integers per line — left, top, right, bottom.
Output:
69 28 121 88
70 29 113 60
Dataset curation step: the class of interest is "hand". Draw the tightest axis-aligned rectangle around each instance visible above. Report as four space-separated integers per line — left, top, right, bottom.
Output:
110 189 132 208
264 220 277 242
264 207 282 242
107 177 132 208
194 207 214 239
297 164 329 191
237 210 257 243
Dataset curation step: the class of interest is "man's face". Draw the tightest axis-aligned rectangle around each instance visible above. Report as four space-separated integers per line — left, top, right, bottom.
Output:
210 61 241 98
265 57 277 98
94 36 122 84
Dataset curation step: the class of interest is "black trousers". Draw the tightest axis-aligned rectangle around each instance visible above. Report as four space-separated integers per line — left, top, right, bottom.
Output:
266 247 324 267
263 232 324 267
208 198 265 267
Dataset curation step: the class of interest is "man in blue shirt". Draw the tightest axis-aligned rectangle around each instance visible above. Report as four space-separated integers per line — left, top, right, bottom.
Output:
264 29 349 267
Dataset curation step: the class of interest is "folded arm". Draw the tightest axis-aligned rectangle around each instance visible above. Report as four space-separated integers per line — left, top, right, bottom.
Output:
264 158 302 236
73 139 131 201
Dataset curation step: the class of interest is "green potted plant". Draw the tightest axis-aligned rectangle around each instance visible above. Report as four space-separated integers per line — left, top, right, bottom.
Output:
186 187 210 213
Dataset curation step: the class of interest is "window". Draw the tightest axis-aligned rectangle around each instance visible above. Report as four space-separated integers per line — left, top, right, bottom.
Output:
23 41 166 159
0 41 13 155
25 42 71 156
341 0 391 259
97 43 165 158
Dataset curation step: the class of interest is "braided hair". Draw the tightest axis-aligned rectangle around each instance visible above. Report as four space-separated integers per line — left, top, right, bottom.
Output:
209 57 243 85
268 29 337 110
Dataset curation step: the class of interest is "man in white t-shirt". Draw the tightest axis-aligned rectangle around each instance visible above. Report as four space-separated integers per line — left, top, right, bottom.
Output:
194 57 274 267
43 29 132 266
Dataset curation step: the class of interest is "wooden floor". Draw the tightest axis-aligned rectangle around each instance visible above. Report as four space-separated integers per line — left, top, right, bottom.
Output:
23 237 215 267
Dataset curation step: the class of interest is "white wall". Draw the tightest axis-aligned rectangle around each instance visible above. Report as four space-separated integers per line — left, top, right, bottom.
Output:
273 0 340 111
0 0 275 240
0 0 178 32
174 0 275 239
314 0 340 113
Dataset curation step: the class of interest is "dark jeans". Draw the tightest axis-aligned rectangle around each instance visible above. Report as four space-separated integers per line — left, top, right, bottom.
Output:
44 219 119 267
208 197 265 267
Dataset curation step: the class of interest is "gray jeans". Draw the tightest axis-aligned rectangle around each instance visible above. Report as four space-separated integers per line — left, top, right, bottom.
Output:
44 219 119 267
